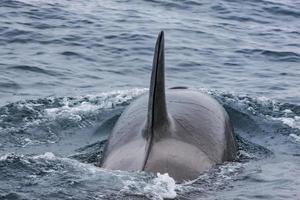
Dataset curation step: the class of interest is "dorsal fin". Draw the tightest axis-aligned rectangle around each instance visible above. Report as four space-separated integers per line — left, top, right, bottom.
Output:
143 31 169 170
146 31 169 136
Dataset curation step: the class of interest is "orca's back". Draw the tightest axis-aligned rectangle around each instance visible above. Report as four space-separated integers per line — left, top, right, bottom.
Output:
165 89 236 163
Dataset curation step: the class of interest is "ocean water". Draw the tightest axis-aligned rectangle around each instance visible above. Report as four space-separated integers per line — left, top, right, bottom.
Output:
0 0 299 199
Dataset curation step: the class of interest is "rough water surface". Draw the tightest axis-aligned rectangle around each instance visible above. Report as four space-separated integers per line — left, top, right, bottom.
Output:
0 0 299 199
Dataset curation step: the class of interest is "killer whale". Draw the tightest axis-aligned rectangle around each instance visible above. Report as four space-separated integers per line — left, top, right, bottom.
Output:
101 31 237 182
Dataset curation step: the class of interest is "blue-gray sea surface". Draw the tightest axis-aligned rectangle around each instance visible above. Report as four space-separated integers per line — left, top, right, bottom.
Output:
0 0 300 199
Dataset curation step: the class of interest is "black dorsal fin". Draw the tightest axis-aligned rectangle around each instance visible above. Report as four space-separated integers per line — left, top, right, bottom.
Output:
147 30 168 135
143 31 169 170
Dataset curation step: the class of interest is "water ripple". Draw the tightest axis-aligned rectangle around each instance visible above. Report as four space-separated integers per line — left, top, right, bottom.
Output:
8 65 63 76
236 49 300 62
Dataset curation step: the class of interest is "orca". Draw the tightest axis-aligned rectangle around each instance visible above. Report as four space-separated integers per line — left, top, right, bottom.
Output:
101 31 237 182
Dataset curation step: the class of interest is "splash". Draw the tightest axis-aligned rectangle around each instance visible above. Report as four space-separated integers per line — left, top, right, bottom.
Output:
144 173 177 200
0 88 147 147
272 116 300 129
121 173 177 200
44 88 147 121
289 133 300 142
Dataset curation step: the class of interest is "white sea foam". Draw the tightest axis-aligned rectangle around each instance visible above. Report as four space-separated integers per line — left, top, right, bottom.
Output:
33 152 56 160
283 109 293 114
121 173 177 200
289 133 300 142
45 98 97 120
0 153 10 161
202 89 280 116
144 173 177 200
238 150 255 159
31 153 177 200
272 116 300 129
22 138 33 147
44 88 146 120
212 162 243 183
0 153 27 162
33 152 108 175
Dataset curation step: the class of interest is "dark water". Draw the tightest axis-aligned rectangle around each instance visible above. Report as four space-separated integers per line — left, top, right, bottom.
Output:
0 0 300 199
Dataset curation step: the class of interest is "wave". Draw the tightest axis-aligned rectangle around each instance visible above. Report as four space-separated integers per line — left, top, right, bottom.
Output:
1 87 298 152
235 48 300 62
0 152 177 200
0 89 146 148
8 65 63 76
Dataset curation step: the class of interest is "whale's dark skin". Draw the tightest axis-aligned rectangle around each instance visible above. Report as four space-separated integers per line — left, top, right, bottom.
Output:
101 31 237 182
